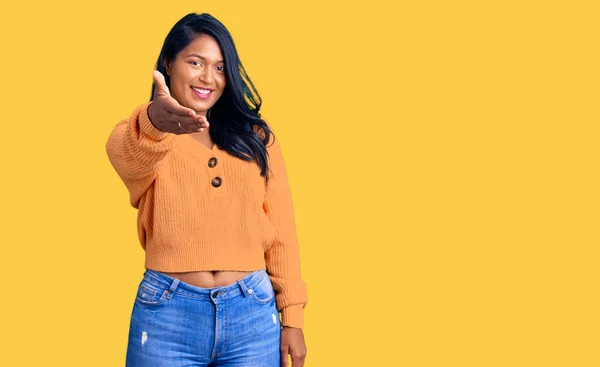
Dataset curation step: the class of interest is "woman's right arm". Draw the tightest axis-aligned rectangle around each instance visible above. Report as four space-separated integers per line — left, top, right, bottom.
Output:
105 71 208 208
105 102 176 209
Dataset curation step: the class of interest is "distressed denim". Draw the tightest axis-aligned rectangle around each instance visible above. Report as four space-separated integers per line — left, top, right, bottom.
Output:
126 269 281 366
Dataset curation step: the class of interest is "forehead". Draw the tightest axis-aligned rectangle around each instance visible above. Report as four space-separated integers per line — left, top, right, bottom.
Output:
178 33 223 62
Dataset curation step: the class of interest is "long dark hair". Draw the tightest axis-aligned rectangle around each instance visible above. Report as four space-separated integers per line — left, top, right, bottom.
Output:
150 13 273 180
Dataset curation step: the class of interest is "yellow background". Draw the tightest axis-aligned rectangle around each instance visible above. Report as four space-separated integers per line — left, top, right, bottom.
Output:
1 0 598 366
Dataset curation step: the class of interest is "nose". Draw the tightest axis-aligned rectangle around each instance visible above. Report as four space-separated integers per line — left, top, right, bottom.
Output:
199 68 213 84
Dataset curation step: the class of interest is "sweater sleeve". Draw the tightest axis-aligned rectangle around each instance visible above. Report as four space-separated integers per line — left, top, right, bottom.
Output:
105 102 176 209
263 135 308 329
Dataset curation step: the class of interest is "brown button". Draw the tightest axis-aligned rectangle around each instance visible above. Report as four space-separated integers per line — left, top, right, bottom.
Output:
208 157 217 168
211 177 222 187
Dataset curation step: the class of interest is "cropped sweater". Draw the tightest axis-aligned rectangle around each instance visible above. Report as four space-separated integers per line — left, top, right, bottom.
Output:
105 102 308 328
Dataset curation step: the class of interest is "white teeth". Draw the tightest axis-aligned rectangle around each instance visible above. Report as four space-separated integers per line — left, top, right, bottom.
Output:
192 87 211 94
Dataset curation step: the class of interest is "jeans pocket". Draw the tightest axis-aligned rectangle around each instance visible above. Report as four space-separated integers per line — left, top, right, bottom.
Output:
135 279 169 306
249 274 275 304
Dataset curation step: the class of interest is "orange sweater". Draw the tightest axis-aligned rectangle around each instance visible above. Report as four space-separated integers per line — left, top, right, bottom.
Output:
105 102 308 328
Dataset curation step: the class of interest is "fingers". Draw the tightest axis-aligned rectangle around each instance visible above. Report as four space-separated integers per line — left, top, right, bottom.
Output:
281 350 306 367
197 115 209 129
180 115 209 130
152 70 171 97
166 111 209 135
280 343 307 367
175 117 208 134
280 345 289 367
291 354 306 367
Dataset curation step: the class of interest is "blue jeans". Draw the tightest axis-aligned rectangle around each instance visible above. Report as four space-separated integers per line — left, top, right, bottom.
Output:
126 269 281 366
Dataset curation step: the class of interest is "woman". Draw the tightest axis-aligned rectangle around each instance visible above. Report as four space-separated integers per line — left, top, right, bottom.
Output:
106 13 308 367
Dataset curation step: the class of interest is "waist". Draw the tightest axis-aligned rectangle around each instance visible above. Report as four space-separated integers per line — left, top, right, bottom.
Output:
142 268 269 299
160 270 254 288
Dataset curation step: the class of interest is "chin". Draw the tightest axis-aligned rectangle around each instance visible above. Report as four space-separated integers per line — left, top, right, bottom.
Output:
193 106 210 115
194 104 211 112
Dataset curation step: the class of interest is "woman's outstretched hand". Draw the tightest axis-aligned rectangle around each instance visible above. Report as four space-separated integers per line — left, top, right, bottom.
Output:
281 326 307 367
147 70 209 134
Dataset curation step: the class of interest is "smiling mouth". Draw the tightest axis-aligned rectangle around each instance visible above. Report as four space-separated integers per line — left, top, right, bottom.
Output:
191 86 212 95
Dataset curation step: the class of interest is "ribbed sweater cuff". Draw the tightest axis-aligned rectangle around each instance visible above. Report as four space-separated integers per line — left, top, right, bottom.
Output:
139 102 171 141
281 304 305 329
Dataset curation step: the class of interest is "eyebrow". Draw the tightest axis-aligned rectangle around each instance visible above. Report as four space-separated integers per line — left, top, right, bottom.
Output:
184 53 224 63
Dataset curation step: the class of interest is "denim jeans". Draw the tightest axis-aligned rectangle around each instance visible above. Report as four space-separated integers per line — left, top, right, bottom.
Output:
125 269 281 366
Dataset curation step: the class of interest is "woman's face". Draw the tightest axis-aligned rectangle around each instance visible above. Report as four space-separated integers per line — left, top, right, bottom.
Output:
165 33 226 117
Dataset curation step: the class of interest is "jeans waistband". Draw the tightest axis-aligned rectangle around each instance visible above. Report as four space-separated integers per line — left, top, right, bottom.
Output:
142 268 269 301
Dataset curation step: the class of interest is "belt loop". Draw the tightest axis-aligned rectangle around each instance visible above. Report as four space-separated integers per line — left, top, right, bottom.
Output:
166 278 180 299
237 278 251 297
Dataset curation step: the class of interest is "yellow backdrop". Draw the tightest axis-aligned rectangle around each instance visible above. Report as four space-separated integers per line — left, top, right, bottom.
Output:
0 1 598 366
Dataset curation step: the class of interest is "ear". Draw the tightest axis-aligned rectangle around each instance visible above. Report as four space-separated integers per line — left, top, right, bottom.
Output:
164 58 172 76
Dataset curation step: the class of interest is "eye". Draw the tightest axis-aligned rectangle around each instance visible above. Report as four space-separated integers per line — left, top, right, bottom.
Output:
191 61 202 67
216 65 225 72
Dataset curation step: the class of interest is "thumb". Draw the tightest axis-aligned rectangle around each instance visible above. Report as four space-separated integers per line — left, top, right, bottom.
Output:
152 70 170 97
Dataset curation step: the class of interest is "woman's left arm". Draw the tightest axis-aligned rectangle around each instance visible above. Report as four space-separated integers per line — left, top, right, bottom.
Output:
263 135 308 366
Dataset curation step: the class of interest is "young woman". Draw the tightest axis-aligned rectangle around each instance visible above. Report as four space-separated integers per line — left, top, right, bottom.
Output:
106 13 308 367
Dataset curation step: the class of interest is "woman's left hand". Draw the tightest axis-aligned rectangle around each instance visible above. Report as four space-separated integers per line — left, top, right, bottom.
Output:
280 326 307 367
